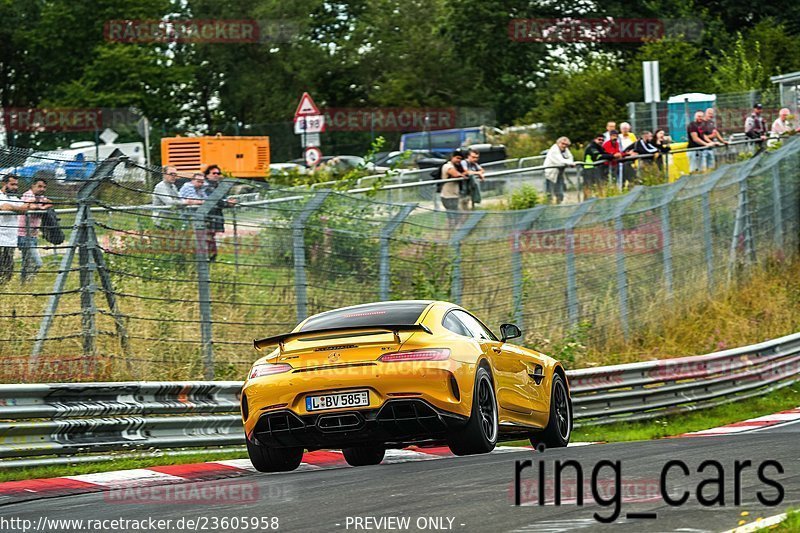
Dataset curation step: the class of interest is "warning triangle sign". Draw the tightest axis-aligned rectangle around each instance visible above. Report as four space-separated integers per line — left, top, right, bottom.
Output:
294 92 320 117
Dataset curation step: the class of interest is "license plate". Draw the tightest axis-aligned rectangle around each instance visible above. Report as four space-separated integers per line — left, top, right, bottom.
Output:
306 390 370 412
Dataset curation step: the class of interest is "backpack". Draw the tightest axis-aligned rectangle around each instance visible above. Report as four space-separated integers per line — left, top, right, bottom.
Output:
41 208 65 245
430 164 445 192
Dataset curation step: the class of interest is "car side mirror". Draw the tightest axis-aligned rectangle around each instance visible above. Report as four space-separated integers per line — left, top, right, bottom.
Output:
500 323 522 343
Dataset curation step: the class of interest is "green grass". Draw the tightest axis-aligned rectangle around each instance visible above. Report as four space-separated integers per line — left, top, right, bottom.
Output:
506 383 800 445
769 507 800 532
0 449 247 483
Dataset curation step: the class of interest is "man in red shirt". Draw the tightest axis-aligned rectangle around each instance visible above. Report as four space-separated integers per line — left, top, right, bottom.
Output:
602 130 633 188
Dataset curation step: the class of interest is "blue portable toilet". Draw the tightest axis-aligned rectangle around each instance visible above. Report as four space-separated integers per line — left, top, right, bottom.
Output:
667 93 716 142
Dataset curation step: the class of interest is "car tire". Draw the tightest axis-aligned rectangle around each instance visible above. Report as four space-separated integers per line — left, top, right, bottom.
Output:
246 437 303 473
530 372 572 449
342 445 385 467
447 366 498 456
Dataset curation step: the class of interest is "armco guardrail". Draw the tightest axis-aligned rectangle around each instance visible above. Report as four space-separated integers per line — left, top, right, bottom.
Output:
1 332 798 467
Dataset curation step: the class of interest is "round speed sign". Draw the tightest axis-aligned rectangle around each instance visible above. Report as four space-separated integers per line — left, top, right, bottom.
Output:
304 147 322 167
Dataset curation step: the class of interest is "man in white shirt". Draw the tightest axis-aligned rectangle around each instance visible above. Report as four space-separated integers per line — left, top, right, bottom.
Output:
544 137 575 204
0 175 30 284
603 121 617 142
152 166 185 227
771 108 798 135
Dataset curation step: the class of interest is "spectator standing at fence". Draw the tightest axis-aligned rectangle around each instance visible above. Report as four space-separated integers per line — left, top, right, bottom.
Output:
152 166 184 227
544 137 575 204
744 103 768 147
583 133 614 197
687 111 713 172
17 178 52 283
440 150 467 228
179 173 213 260
603 121 617 142
702 108 726 170
771 108 799 135
653 130 671 173
460 149 484 209
179 173 208 204
618 123 637 151
632 131 660 169
602 130 631 187
203 164 237 262
618 123 637 184
0 175 29 284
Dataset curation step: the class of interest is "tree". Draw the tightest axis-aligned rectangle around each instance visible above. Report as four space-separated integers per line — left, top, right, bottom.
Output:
710 33 767 92
527 61 640 144
635 38 714 97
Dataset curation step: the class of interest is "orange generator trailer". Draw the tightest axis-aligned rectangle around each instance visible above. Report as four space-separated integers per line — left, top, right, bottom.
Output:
161 135 270 178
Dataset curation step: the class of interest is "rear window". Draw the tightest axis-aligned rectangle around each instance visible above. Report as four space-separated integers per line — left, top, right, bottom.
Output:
299 302 430 332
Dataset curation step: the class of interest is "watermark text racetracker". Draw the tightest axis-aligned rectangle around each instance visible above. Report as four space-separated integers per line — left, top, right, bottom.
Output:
508 18 704 42
512 451 786 524
105 19 298 43
0 515 280 533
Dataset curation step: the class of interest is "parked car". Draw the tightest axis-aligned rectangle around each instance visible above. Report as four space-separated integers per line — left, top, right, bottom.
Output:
291 155 366 173
365 150 441 172
270 162 308 175
0 141 146 183
400 126 489 157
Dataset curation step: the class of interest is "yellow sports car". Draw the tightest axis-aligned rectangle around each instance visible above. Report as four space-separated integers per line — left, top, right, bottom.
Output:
242 300 572 472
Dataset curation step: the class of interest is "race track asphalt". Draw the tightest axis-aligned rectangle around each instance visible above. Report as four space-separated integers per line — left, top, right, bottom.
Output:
4 420 799 533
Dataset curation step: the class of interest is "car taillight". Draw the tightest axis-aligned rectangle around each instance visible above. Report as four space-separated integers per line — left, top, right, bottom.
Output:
379 349 450 362
249 363 292 379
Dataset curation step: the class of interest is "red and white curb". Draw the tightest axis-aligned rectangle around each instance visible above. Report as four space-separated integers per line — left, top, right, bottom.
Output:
680 406 800 437
1 444 584 504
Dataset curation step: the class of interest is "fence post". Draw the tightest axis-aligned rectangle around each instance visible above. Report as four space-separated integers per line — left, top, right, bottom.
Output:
449 212 486 305
85 210 131 364
231 208 240 304
565 200 596 328
292 191 331 322
771 165 784 250
192 179 236 380
31 152 125 364
511 206 547 327
378 204 417 301
727 157 763 280
612 187 645 339
78 211 97 362
658 180 687 300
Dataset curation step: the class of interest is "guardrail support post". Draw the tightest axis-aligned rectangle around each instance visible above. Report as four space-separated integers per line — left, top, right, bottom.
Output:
293 191 331 322
378 204 417 301
449 212 486 305
511 206 547 327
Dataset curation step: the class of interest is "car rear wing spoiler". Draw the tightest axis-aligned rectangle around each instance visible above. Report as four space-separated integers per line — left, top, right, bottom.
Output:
254 324 433 352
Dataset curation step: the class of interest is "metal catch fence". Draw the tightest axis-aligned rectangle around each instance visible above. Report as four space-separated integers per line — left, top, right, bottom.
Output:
0 137 798 382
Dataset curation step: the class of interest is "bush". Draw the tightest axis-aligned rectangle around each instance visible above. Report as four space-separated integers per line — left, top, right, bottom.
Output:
503 185 543 210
